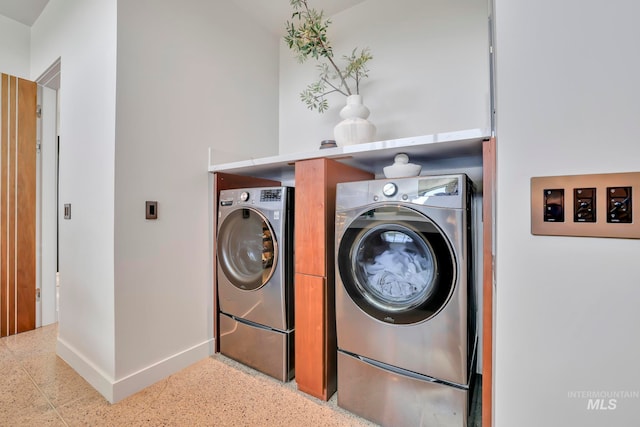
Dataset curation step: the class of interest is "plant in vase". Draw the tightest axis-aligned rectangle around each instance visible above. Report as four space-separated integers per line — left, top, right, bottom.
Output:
284 0 376 145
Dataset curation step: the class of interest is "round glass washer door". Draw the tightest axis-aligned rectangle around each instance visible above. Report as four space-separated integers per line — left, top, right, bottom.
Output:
217 207 277 291
337 205 456 324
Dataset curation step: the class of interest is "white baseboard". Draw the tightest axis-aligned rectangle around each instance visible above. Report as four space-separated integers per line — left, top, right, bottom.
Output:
57 337 215 403
56 337 115 401
111 339 215 403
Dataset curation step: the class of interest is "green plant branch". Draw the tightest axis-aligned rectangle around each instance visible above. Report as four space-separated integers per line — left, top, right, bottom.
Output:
286 0 351 95
322 81 347 96
318 65 349 96
284 0 372 112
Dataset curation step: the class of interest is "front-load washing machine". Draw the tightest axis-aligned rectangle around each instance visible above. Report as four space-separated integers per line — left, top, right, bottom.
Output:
217 186 294 382
335 174 477 427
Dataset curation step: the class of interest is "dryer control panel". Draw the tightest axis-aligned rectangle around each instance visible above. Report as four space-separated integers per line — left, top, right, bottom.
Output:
219 187 286 207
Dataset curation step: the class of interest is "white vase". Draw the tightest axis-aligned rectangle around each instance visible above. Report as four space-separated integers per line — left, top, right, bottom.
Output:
333 94 376 146
383 153 422 178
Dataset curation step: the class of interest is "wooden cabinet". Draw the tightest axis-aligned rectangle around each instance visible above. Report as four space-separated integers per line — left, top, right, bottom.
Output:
293 158 373 400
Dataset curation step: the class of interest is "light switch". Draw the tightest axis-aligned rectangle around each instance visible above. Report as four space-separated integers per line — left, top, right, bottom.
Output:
146 201 158 220
607 187 632 223
574 188 596 222
543 189 564 222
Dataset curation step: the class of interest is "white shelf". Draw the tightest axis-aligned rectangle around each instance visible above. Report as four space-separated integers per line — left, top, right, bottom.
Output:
208 128 491 183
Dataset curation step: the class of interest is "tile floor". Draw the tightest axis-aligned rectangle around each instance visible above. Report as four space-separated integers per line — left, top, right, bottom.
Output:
1 324 481 426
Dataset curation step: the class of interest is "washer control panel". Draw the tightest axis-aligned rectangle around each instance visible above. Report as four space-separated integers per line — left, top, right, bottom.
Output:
365 175 466 209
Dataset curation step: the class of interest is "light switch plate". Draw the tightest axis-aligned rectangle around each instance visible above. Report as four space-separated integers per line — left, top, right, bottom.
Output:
543 188 564 222
531 172 640 239
146 201 158 220
573 188 596 223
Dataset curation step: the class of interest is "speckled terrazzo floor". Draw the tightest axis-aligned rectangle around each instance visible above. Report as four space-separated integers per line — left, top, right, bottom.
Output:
0 324 481 426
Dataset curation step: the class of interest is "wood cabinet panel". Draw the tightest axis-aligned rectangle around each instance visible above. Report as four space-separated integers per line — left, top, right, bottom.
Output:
482 137 495 427
294 273 327 398
293 158 372 400
293 160 326 276
294 158 373 277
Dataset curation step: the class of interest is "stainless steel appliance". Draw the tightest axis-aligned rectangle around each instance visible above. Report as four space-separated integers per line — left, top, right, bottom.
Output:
217 186 294 381
335 175 477 427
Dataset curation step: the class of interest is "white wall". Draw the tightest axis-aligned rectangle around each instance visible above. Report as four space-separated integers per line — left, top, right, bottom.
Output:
493 0 640 426
30 0 118 399
0 15 30 77
279 0 490 154
113 0 279 400
27 0 279 404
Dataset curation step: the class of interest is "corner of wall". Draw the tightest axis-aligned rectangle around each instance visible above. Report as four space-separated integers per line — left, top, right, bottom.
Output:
111 338 214 403
56 336 116 402
58 336 214 403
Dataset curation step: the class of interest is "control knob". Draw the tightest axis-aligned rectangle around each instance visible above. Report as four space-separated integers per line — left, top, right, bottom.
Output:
382 183 398 197
239 191 250 202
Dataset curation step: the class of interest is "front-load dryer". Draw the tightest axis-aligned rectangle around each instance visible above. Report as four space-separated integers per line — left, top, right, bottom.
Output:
335 174 477 427
217 186 294 381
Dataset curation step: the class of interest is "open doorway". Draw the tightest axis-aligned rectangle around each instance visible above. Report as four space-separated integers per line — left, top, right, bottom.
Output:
36 58 60 328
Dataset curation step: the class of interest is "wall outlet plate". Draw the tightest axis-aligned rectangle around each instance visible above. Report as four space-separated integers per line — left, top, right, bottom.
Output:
531 172 640 239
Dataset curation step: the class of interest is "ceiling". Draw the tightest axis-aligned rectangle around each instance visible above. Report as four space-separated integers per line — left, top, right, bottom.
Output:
0 0 49 26
0 0 366 32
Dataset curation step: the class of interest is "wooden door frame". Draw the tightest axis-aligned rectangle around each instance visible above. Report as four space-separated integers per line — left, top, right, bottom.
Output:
35 58 62 328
